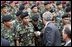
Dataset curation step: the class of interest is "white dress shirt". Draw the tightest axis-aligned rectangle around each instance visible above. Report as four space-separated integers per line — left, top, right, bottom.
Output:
64 40 71 46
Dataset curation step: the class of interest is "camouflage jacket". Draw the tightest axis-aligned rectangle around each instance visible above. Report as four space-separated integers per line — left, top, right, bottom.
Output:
1 24 16 46
16 22 34 46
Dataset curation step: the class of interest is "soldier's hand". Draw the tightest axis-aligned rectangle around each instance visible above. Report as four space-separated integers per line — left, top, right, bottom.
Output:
34 31 41 36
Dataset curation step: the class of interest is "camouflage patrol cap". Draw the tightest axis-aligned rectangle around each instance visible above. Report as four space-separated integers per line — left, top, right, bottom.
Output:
20 11 29 19
2 15 12 22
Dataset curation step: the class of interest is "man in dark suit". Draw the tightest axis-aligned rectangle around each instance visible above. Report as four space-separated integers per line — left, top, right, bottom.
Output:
62 24 71 46
1 38 10 46
41 11 61 46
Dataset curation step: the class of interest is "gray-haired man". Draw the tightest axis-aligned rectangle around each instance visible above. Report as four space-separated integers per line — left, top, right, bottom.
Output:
40 11 61 46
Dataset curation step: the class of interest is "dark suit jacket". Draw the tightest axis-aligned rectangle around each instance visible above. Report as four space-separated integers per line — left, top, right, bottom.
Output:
1 38 10 46
41 22 61 46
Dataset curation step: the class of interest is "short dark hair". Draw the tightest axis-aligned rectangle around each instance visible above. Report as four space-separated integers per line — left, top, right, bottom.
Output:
64 27 71 38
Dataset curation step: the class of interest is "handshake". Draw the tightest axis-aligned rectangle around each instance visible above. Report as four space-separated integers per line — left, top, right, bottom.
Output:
34 31 41 36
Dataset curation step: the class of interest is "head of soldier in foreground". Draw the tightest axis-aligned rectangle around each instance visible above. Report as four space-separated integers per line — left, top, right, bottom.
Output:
20 11 30 25
31 4 38 13
2 15 13 28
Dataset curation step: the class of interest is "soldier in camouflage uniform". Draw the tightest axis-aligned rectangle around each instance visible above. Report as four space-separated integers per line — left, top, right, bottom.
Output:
30 4 41 21
31 14 44 46
1 4 9 23
31 14 44 31
16 11 35 46
1 15 16 46
55 1 65 30
12 10 22 27
7 1 18 20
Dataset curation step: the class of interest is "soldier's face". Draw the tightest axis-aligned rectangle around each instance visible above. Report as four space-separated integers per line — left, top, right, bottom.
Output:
2 7 7 13
57 4 62 9
23 16 30 24
32 21 38 25
45 4 51 10
4 21 13 28
62 18 70 25
10 1 16 7
32 7 38 12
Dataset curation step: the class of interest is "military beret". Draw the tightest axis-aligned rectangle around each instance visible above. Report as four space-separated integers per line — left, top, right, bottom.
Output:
44 1 51 5
23 1 29 5
31 14 39 21
31 4 37 9
8 1 13 4
2 15 12 22
62 13 69 19
20 11 29 19
19 4 25 11
16 10 22 16
65 6 71 12
1 5 6 9
56 1 61 5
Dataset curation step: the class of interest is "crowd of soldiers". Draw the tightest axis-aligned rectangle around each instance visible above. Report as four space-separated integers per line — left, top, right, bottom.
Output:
1 1 71 46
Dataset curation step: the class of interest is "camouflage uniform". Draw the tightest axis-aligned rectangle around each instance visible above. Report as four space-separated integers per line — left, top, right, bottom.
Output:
7 5 17 20
12 19 21 27
16 22 35 46
55 9 64 30
1 24 15 46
